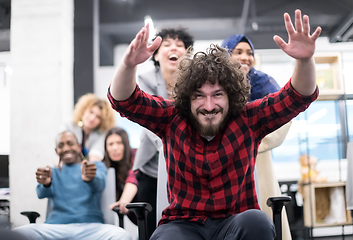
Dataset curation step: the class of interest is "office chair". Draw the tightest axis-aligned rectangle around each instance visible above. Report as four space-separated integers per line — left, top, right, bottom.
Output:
126 145 292 240
126 198 290 240
21 167 121 226
267 196 292 240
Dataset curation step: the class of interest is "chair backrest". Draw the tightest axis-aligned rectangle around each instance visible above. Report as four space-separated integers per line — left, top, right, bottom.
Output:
101 167 117 225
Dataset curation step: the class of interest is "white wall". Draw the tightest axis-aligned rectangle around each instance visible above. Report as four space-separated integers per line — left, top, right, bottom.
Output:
9 0 74 227
0 52 11 155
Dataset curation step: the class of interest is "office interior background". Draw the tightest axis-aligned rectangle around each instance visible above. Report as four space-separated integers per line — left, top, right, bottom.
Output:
1 0 353 239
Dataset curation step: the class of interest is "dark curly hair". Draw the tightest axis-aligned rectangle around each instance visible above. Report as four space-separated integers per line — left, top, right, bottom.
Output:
152 27 194 68
174 44 250 121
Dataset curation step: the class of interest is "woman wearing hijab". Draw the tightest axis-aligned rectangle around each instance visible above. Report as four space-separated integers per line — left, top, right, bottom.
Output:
221 34 280 101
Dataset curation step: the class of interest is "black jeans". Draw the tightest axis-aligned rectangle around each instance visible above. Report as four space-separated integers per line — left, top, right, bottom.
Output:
136 171 158 239
150 209 275 240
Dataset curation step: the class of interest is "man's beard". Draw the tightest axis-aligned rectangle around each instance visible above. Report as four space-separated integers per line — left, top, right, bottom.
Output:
190 108 231 137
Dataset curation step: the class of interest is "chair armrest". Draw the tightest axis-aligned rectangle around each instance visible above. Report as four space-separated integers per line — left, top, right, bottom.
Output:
266 196 292 214
112 206 125 228
125 202 152 240
20 211 40 223
266 196 291 240
125 202 152 213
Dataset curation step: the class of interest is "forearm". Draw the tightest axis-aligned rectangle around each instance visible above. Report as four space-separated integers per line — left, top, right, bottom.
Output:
110 62 137 101
119 182 138 203
291 57 317 96
36 183 53 199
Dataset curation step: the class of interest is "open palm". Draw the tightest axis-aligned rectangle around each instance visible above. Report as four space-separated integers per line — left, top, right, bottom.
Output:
123 23 162 67
273 10 321 60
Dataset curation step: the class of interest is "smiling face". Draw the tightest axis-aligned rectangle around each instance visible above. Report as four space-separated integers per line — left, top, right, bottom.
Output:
106 134 125 162
231 42 254 74
55 132 81 165
81 105 102 132
190 81 230 136
154 37 186 73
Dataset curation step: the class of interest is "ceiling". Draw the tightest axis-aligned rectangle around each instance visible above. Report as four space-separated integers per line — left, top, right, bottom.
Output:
99 0 353 65
1 0 353 66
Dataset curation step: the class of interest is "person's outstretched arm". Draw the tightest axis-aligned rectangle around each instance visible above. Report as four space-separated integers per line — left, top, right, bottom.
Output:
110 23 162 101
109 183 138 214
273 9 322 96
36 167 53 198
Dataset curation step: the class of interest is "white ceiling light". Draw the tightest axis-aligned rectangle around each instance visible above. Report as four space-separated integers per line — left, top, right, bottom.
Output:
144 15 156 43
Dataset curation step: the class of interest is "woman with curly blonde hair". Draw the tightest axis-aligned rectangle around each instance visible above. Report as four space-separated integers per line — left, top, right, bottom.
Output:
61 93 116 161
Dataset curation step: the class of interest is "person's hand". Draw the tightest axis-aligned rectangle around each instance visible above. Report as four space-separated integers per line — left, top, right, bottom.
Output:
123 23 162 68
273 9 322 60
81 160 97 182
109 200 129 214
36 167 51 186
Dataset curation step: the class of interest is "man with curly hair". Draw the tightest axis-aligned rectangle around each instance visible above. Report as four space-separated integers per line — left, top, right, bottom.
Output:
107 9 321 240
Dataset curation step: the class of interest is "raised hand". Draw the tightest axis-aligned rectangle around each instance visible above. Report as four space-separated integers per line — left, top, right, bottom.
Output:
81 160 97 182
273 9 321 60
36 167 51 186
123 23 162 68
110 23 163 101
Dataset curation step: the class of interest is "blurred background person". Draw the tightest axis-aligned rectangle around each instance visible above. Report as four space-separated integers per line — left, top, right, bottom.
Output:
61 93 115 161
104 127 138 225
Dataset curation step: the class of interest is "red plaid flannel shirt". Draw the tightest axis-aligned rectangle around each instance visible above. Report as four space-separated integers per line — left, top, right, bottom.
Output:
108 80 318 225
